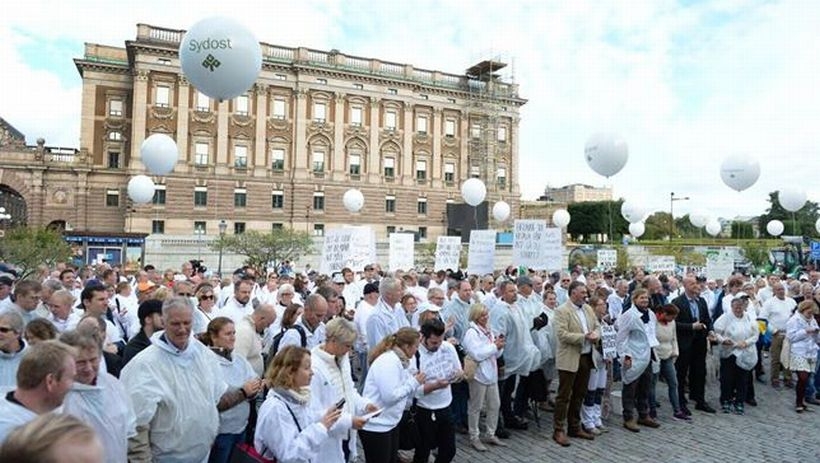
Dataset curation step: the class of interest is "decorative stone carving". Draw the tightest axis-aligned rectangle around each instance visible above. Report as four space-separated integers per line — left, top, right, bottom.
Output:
191 110 216 124
53 188 68 205
230 114 254 128
307 121 333 138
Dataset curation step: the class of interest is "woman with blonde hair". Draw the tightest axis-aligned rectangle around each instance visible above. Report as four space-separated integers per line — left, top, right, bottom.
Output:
360 327 425 463
255 345 344 462
787 300 820 413
462 303 506 451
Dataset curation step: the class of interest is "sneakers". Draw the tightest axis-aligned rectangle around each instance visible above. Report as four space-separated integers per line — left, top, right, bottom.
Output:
673 410 692 421
484 435 508 447
637 416 660 428
623 418 640 432
733 403 745 415
470 438 488 452
721 402 732 413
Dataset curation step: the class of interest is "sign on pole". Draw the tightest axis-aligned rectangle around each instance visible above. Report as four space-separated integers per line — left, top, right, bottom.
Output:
388 233 415 271
597 249 617 269
467 230 497 275
434 236 462 271
320 227 376 274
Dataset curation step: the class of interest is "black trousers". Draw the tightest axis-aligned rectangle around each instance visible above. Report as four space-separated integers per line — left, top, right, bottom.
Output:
676 341 707 406
360 427 400 463
720 355 750 404
413 405 456 463
499 375 517 422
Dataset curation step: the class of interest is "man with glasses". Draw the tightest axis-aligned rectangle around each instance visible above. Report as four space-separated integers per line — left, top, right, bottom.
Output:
0 311 27 387
0 280 43 327
555 273 571 305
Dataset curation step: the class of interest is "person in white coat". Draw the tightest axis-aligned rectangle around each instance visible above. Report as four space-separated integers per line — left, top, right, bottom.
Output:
310 318 377 462
616 288 660 431
713 295 759 415
255 345 344 462
360 327 425 463
786 300 820 412
60 330 137 463
0 413 104 463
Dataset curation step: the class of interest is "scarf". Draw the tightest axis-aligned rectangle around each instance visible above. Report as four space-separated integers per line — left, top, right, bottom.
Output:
278 386 311 405
637 306 650 324
392 346 410 369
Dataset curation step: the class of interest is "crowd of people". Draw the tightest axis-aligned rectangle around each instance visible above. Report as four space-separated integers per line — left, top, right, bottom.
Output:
0 258 818 462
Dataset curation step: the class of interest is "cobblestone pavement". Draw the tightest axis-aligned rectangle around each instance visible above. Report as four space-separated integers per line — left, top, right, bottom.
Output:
449 358 820 463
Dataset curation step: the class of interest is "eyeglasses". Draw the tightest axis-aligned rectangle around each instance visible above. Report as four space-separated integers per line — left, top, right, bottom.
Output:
178 293 194 297
199 295 214 300
0 326 14 334
280 292 294 297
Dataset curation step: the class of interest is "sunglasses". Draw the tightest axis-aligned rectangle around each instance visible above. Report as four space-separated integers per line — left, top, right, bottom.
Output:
178 293 194 297
199 295 215 300
0 326 15 334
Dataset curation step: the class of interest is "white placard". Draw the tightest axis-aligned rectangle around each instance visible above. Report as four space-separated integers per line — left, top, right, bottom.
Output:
706 249 734 281
646 255 676 273
601 324 617 359
542 227 564 271
513 220 547 270
320 227 376 274
467 230 497 275
388 233 415 271
597 249 617 269
434 236 462 271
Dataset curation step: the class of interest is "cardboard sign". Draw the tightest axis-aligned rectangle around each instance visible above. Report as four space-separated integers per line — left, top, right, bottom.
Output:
320 227 375 274
388 233 415 271
646 255 676 273
434 236 462 271
467 230 497 275
601 324 618 359
597 249 617 269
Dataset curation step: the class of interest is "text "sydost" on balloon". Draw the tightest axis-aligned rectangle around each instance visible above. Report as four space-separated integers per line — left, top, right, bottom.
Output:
188 39 233 53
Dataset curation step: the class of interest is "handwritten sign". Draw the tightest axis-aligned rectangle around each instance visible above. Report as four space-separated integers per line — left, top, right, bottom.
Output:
646 255 676 273
389 233 415 271
513 220 547 269
434 236 462 271
597 249 617 269
320 227 376 274
467 230 497 275
601 324 617 359
542 227 563 271
706 249 734 281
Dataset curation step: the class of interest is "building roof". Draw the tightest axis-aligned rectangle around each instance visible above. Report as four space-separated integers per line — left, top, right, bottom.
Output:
0 117 25 146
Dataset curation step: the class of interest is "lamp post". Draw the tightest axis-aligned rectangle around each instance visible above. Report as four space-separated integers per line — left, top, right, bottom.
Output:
670 192 690 240
217 219 227 278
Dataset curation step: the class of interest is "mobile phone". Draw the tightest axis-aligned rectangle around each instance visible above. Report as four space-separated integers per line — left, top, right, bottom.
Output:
335 398 346 410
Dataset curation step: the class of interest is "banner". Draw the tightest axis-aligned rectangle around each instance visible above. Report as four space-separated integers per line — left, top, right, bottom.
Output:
705 249 734 281
542 227 563 271
513 220 547 270
467 230 497 275
646 255 676 273
320 227 375 274
597 249 617 269
434 236 462 271
388 233 415 271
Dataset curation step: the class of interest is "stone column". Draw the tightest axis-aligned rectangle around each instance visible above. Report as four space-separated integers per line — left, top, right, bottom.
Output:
175 75 190 164
431 108 442 188
254 83 268 175
215 100 229 175
402 104 413 186
368 97 380 182
293 89 308 179
510 116 521 196
129 70 149 170
332 93 345 179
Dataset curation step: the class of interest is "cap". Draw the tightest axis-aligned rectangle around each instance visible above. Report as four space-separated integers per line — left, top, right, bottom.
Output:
332 273 345 284
137 281 157 293
0 275 13 287
419 304 442 314
517 275 533 287
363 282 379 295
733 294 750 302
137 299 163 322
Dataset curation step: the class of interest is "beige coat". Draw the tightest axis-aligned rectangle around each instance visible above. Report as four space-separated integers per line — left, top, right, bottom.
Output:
554 300 600 373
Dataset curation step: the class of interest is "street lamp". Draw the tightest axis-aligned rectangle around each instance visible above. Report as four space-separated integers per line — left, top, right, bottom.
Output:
670 192 690 240
217 219 227 278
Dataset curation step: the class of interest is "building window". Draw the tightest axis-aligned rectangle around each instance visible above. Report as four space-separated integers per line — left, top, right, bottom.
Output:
312 151 325 173
385 196 396 213
272 223 283 230
418 226 427 239
271 148 285 171
384 157 395 178
156 85 170 107
194 221 207 234
195 142 209 166
447 98 456 104
196 91 210 112
470 165 481 178
498 126 507 143
313 192 325 210
497 167 507 188
272 98 286 119
445 119 456 137
274 74 287 80
271 190 284 209
194 187 208 207
387 226 396 234
313 224 325 236
234 222 246 234
470 123 481 139
105 189 119 207
385 111 397 131
158 58 171 65
234 145 248 168
419 94 429 100
416 115 428 134
416 160 427 181
316 78 327 84
351 106 363 126
108 151 120 169
152 186 166 205
108 131 122 141
313 102 326 122
152 220 165 234
444 162 455 183
349 154 361 176
235 95 249 116
109 99 123 117
353 83 364 90
234 188 247 207
387 88 397 95
417 198 427 215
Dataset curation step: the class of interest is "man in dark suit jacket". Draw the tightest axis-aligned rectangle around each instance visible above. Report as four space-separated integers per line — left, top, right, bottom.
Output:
672 276 716 414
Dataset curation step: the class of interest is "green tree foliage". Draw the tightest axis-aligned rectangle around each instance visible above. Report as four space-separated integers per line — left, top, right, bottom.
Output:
644 212 672 240
566 200 629 242
738 240 770 268
0 226 73 280
731 221 754 239
758 191 819 237
674 215 703 239
212 228 314 272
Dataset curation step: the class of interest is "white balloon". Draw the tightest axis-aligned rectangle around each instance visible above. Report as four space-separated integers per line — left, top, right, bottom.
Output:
180 17 262 101
140 134 179 176
689 210 709 228
620 200 645 224
628 222 645 238
584 133 629 178
815 218 820 235
552 209 571 228
460 178 487 207
492 201 511 222
766 220 784 237
127 175 155 204
705 220 722 237
720 154 760 192
342 189 364 213
778 188 807 212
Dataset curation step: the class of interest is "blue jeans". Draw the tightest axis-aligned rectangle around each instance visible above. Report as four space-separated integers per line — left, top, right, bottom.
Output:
356 350 369 393
807 351 820 398
659 358 681 412
209 432 244 463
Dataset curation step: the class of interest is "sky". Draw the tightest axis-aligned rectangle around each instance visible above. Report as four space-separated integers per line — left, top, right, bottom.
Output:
2 0 820 222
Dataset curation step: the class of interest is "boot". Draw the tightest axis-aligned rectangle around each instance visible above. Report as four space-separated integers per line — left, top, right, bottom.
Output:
637 415 661 428
623 417 640 432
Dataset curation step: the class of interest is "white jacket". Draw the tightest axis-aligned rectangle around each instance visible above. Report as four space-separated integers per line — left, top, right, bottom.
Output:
786 313 820 359
462 322 502 385
362 350 421 433
214 351 257 434
615 307 654 384
713 312 759 370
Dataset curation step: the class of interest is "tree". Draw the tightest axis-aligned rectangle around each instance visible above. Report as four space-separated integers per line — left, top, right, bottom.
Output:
731 221 754 239
567 200 629 242
758 191 819 237
674 215 702 239
211 228 314 272
644 212 672 240
0 226 73 280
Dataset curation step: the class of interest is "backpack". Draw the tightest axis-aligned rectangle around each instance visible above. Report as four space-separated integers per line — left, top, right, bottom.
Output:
266 325 308 366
